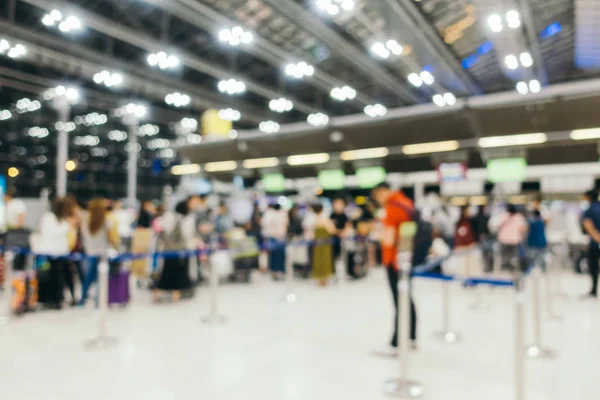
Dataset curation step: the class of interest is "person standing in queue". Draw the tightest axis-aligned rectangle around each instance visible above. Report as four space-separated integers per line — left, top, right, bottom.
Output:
371 182 417 357
581 190 600 299
330 197 350 273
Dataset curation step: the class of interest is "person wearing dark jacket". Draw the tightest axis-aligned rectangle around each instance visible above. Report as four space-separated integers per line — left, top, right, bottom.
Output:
471 205 492 272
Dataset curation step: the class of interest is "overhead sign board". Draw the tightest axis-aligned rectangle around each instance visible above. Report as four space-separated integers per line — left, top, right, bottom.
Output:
437 162 467 182
262 173 285 193
318 169 345 190
487 157 527 183
356 167 386 188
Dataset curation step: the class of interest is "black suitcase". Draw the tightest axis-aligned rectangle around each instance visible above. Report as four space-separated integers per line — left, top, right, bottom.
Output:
347 243 368 279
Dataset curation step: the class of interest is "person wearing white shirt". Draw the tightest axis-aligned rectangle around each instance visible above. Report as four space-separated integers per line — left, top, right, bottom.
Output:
37 198 74 309
4 187 27 231
261 204 289 279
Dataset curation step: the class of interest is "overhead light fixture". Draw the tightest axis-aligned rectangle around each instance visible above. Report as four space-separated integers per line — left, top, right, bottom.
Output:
407 73 423 87
370 39 403 59
419 70 435 85
0 109 12 121
287 153 330 166
114 103 147 118
139 124 160 137
285 62 314 79
504 54 519 70
506 10 521 28
269 97 294 113
478 133 547 148
242 157 279 169
42 11 82 33
108 130 128 142
27 127 50 138
15 98 41 114
519 52 533 67
402 140 460 155
55 121 76 132
93 70 123 88
8 167 19 178
147 138 170 150
171 164 201 175
570 128 600 141
330 85 356 101
218 108 241 121
259 121 280 133
364 104 387 118
487 14 503 32
165 92 191 107
204 161 238 172
0 39 26 59
341 147 389 161
65 160 77 172
74 112 107 126
432 93 457 107
316 0 355 16
516 80 541 95
218 26 253 46
42 86 80 104
488 11 520 32
218 78 246 95
73 135 100 147
147 52 180 70
307 112 329 126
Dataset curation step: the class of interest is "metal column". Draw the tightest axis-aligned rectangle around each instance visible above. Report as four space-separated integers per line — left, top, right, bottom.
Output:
56 106 70 197
126 122 139 206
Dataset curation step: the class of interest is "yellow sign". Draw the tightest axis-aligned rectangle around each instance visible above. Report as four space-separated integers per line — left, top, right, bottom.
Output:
201 109 232 137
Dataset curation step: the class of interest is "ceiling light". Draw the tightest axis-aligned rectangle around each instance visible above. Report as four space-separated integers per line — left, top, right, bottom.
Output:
516 81 529 95
317 0 355 16
93 70 123 88
432 93 456 107
506 10 521 28
204 161 238 172
8 167 19 178
218 108 241 121
402 140 460 155
330 85 356 101
171 164 201 175
407 73 423 87
0 39 26 59
570 128 600 141
27 127 50 138
364 104 387 118
165 92 191 107
43 11 82 33
218 26 253 46
0 110 12 121
488 14 503 32
419 71 435 85
181 117 198 130
478 133 546 148
147 52 179 70
504 54 519 70
228 130 238 139
307 112 329 126
528 79 541 93
73 135 100 147
42 85 80 104
16 98 41 114
186 133 202 144
259 121 280 133
55 121 76 132
139 124 160 137
269 97 294 113
341 147 389 161
287 153 330 166
218 78 246 95
108 130 128 142
371 42 390 59
114 103 147 119
147 138 170 150
243 157 280 169
519 52 533 67
285 61 315 79
74 112 107 126
65 160 77 172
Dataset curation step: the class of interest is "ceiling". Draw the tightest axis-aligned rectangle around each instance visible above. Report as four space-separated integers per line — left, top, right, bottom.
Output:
0 0 599 198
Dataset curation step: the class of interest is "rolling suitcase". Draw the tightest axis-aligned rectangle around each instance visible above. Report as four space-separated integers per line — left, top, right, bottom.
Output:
108 269 130 306
11 270 38 314
347 241 368 279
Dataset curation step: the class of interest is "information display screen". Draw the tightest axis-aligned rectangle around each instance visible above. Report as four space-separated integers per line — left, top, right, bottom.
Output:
262 173 285 193
437 162 467 182
318 169 345 190
487 158 527 183
356 166 386 188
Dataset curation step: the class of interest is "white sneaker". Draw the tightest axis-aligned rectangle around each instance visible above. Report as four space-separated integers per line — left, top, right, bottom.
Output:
372 346 398 358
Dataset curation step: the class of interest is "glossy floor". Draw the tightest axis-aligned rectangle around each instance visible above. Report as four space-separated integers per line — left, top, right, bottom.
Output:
0 268 598 400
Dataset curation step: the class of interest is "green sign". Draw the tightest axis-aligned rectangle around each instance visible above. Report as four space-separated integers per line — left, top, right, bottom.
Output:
262 173 285 193
356 167 386 188
318 169 345 190
487 158 527 183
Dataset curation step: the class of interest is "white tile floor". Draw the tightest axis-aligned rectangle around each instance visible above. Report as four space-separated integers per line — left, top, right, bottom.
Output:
0 268 599 400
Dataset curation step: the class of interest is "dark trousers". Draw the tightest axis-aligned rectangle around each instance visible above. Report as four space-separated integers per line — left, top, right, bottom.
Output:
387 266 417 347
588 243 600 296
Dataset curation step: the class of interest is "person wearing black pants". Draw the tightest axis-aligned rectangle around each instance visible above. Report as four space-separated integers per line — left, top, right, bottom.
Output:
587 242 599 297
582 190 600 299
387 266 417 348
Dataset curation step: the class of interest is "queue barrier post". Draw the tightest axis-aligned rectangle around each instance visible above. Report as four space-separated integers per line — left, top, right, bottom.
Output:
84 256 118 350
525 266 556 359
384 256 423 398
514 274 526 400
284 243 297 304
202 241 226 324
543 261 562 320
0 250 15 326
433 276 461 344
336 237 348 285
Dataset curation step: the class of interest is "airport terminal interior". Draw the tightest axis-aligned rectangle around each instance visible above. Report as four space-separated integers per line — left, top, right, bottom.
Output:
1 0 600 399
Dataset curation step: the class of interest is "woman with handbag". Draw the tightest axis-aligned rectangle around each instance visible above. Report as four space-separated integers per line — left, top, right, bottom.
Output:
78 198 120 306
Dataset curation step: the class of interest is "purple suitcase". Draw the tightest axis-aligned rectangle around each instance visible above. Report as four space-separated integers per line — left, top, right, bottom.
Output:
108 270 130 306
